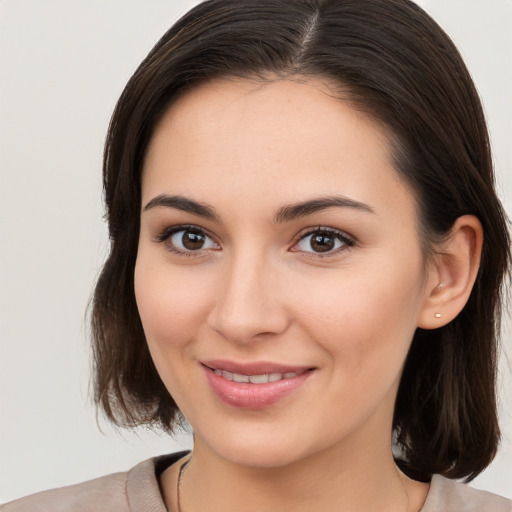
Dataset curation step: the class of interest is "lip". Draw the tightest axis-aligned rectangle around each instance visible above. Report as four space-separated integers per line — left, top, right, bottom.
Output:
203 359 312 375
201 360 315 409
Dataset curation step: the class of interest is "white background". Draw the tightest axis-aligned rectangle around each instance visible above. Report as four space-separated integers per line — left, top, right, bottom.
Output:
1 0 510 503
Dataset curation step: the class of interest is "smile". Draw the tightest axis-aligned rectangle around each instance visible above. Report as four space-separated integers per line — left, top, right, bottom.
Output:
202 361 315 409
212 369 305 384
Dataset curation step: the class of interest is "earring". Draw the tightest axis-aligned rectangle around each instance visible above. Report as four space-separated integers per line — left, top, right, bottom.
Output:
435 313 442 318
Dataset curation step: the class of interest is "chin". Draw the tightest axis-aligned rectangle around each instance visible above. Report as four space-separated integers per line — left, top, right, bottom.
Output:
192 421 323 470
217 443 306 469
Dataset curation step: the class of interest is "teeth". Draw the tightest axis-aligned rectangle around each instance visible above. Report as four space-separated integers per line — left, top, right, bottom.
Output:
249 374 269 384
214 369 300 383
233 373 250 383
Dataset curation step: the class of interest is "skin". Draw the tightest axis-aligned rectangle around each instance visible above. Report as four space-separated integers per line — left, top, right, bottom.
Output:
134 78 481 512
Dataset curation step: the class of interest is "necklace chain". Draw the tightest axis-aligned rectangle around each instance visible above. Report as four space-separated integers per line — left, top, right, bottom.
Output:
176 457 191 512
175 456 410 512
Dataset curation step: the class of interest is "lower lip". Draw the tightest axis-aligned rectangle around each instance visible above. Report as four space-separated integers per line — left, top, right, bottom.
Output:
203 366 313 409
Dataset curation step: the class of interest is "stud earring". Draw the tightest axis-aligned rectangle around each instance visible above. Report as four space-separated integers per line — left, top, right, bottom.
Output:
435 313 442 318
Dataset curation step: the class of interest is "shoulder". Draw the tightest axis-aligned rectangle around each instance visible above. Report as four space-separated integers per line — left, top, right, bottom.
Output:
0 452 186 512
422 474 512 512
0 471 129 512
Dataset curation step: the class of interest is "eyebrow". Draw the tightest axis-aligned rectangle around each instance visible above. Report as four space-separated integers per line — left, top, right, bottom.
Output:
142 193 375 222
143 194 219 220
274 195 375 223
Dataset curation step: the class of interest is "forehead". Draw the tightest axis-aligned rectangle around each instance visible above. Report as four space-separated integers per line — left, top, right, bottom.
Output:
147 77 392 163
142 78 414 219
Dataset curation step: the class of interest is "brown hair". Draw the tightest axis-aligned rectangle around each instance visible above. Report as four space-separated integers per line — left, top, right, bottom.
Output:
91 0 511 482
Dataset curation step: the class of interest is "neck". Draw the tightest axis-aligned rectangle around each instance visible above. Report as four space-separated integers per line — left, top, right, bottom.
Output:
162 436 428 512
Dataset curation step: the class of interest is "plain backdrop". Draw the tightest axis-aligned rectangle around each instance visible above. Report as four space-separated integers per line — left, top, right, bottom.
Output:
1 0 511 503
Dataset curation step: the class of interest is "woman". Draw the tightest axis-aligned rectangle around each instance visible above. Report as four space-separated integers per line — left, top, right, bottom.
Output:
3 0 511 510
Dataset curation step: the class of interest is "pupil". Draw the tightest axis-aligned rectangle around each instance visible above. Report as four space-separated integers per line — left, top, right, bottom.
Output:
311 234 334 252
182 231 205 250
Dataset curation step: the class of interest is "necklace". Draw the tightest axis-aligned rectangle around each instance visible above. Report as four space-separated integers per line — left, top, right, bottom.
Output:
175 456 410 512
176 456 191 512
396 468 411 512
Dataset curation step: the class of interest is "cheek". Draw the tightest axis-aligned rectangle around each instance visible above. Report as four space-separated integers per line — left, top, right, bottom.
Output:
134 253 216 409
134 254 213 351
293 255 425 374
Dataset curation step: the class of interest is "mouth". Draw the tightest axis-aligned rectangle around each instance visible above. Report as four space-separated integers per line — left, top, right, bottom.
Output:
208 368 309 384
201 360 315 409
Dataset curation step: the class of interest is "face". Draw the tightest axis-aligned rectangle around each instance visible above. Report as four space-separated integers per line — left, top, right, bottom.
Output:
135 78 432 468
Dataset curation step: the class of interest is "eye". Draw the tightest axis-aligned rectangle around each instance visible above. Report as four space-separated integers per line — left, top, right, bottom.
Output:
291 228 354 255
157 226 220 254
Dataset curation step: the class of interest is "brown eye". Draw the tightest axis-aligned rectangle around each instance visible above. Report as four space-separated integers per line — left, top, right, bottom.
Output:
293 228 354 255
310 233 336 252
181 231 206 250
166 228 219 253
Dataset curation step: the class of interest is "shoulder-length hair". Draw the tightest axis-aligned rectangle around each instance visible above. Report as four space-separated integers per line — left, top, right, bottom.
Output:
91 0 511 482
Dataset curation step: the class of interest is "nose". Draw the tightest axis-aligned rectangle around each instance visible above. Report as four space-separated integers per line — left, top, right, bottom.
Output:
206 252 290 344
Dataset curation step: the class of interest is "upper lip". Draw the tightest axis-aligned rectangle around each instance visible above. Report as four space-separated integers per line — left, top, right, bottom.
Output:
202 359 314 375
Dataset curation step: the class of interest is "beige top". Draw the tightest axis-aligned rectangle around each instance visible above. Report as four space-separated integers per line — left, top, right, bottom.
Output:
2 452 511 511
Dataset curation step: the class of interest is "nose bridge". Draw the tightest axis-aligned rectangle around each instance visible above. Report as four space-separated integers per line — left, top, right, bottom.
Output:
207 244 288 342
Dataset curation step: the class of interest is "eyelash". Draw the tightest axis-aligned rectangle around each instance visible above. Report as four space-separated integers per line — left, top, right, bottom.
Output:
154 224 355 258
154 224 220 257
291 227 355 257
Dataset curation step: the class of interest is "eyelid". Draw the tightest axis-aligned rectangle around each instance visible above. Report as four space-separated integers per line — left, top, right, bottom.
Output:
290 226 355 255
152 224 354 258
153 224 221 255
154 223 213 240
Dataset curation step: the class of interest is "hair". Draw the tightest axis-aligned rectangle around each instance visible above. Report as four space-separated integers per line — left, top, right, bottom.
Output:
91 0 510 482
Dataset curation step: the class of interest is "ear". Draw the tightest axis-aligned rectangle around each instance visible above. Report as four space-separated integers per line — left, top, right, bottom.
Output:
418 215 483 329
